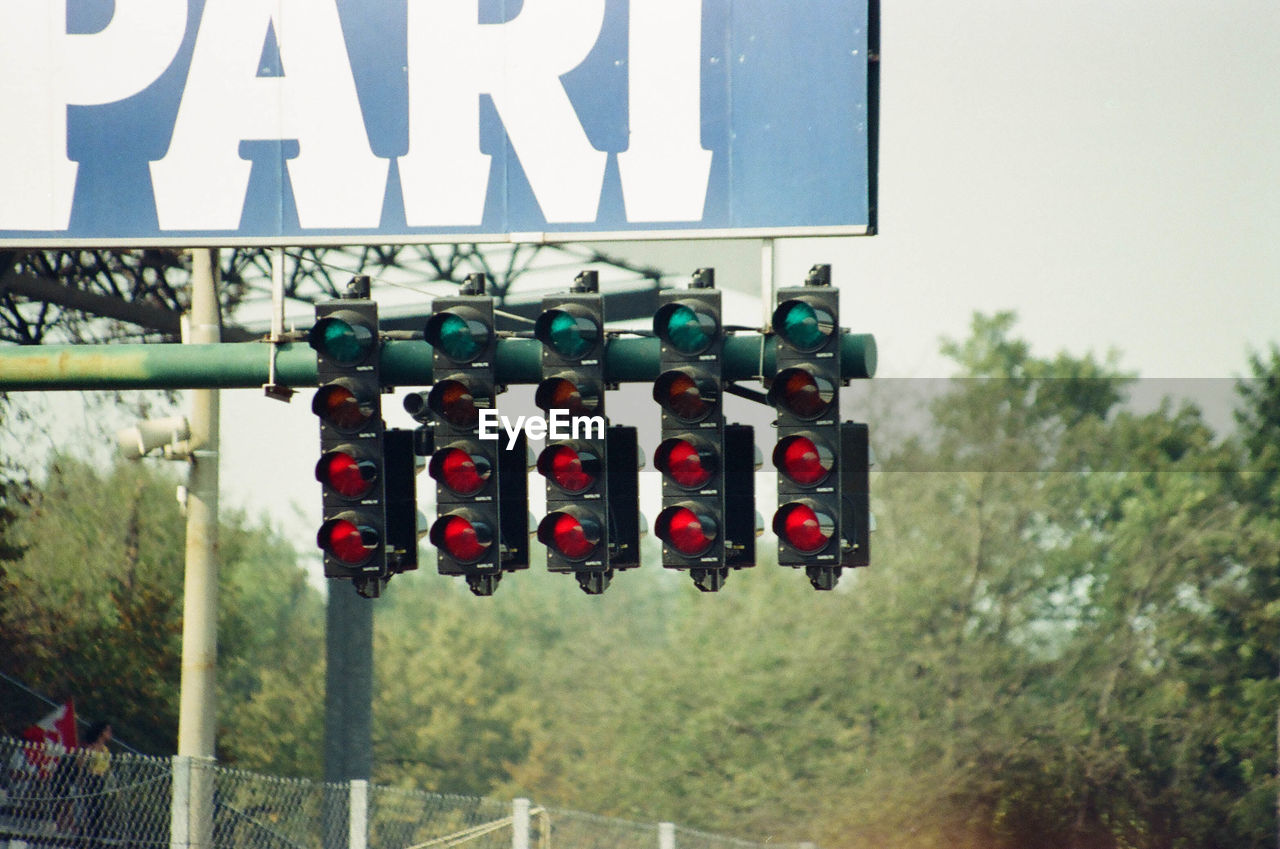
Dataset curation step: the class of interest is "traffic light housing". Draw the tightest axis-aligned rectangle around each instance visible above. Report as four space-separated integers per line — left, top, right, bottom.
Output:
841 422 872 568
534 271 639 594
383 428 425 574
652 268 752 592
769 264 849 590
413 273 528 596
310 286 387 598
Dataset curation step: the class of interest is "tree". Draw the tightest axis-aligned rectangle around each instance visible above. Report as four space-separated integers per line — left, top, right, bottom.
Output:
826 314 1280 848
0 453 323 768
216 510 325 776
1219 346 1280 842
370 573 547 795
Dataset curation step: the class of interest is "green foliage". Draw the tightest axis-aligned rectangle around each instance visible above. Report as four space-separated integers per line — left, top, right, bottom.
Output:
0 453 323 767
4 319 1279 849
450 313 1277 849
216 509 325 775
2 457 185 751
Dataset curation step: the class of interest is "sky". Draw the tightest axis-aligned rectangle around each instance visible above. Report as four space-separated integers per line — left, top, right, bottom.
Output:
848 0 1278 382
24 0 1280 569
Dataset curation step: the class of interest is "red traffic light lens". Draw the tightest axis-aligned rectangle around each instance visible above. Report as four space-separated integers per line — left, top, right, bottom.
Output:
773 435 834 486
312 383 374 431
426 378 481 429
770 368 836 420
430 514 492 563
534 376 600 418
538 511 602 560
316 450 377 498
428 447 492 496
655 438 715 489
774 502 835 553
318 517 379 565
653 370 717 422
656 506 718 557
536 444 599 493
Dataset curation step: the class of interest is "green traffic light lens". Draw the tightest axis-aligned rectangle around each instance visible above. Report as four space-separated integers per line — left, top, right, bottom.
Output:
437 314 480 360
311 317 375 365
539 309 599 359
426 311 491 362
774 300 835 352
655 303 717 355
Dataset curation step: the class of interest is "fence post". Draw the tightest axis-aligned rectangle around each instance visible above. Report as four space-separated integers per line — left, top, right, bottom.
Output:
349 779 369 849
170 755 191 849
659 822 675 849
512 798 531 849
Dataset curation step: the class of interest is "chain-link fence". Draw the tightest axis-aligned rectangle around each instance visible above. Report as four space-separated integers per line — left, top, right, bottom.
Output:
0 738 812 849
1 734 171 847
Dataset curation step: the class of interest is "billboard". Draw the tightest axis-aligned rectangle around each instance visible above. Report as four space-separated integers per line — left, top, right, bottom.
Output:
0 0 876 247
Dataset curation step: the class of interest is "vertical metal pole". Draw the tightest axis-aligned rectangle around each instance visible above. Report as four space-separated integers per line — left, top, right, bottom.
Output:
177 247 220 849
761 238 778 328
324 588 374 780
512 798 531 849
658 822 675 849
268 246 285 386
169 755 192 849
323 276 375 836
348 780 368 849
324 587 373 849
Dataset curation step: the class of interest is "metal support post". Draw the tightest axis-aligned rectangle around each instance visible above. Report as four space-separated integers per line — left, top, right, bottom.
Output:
177 248 220 849
659 822 675 849
761 238 778 329
349 780 368 849
169 755 192 849
512 798 531 849
324 587 373 849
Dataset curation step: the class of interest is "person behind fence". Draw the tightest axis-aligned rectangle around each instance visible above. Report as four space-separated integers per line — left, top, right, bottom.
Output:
78 721 112 847
53 720 113 847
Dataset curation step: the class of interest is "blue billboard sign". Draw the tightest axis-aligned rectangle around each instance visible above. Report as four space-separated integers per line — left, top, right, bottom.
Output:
0 0 876 247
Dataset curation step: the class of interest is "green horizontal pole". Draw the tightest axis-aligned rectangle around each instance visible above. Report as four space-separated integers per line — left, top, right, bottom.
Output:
0 333 875 392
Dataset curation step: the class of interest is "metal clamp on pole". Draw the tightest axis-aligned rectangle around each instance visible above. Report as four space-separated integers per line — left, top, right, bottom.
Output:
263 246 296 402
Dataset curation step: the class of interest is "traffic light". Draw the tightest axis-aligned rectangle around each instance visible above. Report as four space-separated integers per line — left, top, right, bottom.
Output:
769 264 851 590
652 268 753 592
383 428 426 574
310 278 387 598
534 270 639 594
410 273 528 596
841 422 873 568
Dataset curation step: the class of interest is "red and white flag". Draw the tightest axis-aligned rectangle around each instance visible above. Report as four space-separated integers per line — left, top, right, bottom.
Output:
18 700 78 777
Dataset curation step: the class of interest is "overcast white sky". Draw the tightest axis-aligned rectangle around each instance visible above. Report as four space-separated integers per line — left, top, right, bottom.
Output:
841 0 1279 381
37 0 1279 564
